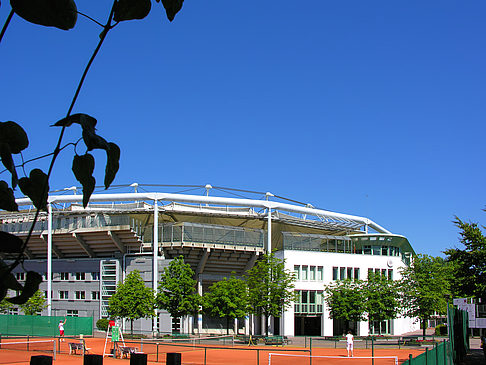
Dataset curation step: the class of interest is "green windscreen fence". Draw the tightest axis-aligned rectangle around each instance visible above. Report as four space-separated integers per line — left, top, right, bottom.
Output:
0 315 93 337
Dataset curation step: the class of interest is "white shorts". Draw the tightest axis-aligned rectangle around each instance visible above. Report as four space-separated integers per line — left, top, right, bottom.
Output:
347 342 353 350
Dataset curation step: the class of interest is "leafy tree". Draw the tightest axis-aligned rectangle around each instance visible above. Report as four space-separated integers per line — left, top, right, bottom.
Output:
324 279 366 329
156 256 200 333
444 213 486 301
364 272 401 334
108 270 155 335
399 254 451 336
0 0 186 304
202 274 248 334
19 289 48 315
0 298 13 314
246 252 296 336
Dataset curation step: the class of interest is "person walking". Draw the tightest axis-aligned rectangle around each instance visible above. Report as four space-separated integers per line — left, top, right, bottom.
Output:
346 330 354 357
58 318 67 342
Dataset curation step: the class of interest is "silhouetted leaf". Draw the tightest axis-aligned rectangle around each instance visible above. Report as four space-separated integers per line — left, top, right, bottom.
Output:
18 169 49 211
0 231 23 253
51 113 97 131
0 121 29 154
158 0 183 21
0 180 18 211
104 143 120 189
10 0 77 30
72 154 95 207
82 129 109 151
0 260 23 291
0 143 18 188
7 271 42 305
114 0 151 21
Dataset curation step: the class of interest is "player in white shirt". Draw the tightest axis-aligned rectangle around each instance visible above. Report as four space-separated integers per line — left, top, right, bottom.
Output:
346 330 354 357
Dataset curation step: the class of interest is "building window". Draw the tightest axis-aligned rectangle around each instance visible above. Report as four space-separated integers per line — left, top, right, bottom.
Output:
59 291 68 299
67 310 79 317
295 290 324 314
91 291 100 300
381 246 389 256
339 267 345 280
388 269 393 280
75 291 85 300
15 272 25 281
91 272 100 280
60 272 69 281
8 308 19 315
317 266 323 281
301 266 308 281
363 246 372 255
332 267 338 280
354 268 360 280
75 272 86 281
309 266 316 281
294 265 300 281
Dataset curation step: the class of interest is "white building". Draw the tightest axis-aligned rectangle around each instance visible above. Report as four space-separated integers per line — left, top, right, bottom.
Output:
1 184 419 336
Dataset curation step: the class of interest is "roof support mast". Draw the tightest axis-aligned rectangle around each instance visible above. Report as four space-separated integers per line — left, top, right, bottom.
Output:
47 203 53 316
153 199 159 334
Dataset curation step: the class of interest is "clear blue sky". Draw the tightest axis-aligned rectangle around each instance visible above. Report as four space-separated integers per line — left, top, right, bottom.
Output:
1 1 485 257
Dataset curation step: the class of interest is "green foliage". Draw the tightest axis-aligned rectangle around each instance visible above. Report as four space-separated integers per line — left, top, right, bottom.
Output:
108 270 155 334
444 214 486 300
246 252 296 335
399 254 451 335
156 256 200 322
0 298 13 314
0 0 186 305
202 274 248 334
435 324 447 336
19 289 48 315
96 318 110 331
364 272 401 325
324 279 366 322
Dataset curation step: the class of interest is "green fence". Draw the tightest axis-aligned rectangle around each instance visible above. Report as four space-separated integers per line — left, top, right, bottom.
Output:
402 340 453 365
0 315 93 337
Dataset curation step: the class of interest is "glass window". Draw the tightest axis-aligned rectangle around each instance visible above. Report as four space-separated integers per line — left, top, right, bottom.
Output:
332 267 338 280
388 269 393 280
354 268 360 280
346 267 352 279
91 272 100 280
59 291 68 299
60 272 69 280
67 310 79 317
372 246 381 255
91 291 100 300
15 272 25 281
339 267 345 280
294 265 300 280
381 246 389 256
309 266 316 281
363 246 372 255
75 272 86 281
302 266 308 280
317 267 324 281
75 291 85 300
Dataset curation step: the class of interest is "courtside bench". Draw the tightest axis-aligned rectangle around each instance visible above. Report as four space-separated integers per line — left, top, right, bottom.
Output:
68 342 91 355
264 336 285 346
118 346 139 358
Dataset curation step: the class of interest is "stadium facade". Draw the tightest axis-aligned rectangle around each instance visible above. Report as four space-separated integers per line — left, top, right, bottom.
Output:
1 184 419 336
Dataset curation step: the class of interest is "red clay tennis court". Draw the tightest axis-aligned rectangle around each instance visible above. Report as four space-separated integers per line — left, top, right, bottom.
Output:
0 336 425 365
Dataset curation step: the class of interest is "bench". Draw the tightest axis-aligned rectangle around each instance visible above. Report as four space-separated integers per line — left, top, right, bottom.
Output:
118 346 139 358
69 342 91 355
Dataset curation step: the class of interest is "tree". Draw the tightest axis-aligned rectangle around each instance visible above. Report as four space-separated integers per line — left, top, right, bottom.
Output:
399 254 451 336
246 252 296 336
19 289 47 315
0 0 186 304
108 270 155 335
0 298 13 314
363 272 401 334
324 279 366 330
156 256 200 333
444 213 486 301
202 274 248 334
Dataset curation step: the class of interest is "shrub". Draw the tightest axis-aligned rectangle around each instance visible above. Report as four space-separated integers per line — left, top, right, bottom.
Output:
435 324 447 336
96 318 110 331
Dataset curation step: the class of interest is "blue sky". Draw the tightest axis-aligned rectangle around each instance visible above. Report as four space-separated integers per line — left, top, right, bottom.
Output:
1 1 485 257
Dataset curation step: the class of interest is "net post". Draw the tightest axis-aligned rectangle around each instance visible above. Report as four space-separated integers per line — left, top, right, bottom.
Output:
443 340 446 365
204 347 207 365
53 339 57 360
372 336 375 365
156 343 159 362
425 347 429 365
435 342 439 365
257 348 260 365
409 353 413 365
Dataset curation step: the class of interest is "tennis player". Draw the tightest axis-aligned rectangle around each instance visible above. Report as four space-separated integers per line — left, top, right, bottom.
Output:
346 330 354 357
59 318 67 341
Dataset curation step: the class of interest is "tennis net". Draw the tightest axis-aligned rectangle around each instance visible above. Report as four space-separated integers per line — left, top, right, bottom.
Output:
268 353 398 365
0 339 57 363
